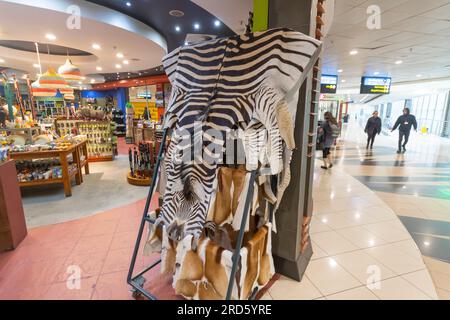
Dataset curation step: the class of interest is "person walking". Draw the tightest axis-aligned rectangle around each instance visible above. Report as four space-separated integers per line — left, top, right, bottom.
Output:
319 111 339 169
391 108 417 153
364 111 382 149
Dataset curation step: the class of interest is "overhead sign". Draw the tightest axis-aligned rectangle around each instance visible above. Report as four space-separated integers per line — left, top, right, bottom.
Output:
320 74 338 93
360 76 391 94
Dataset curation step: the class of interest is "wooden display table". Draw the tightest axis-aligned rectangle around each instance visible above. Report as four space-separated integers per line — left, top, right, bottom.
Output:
0 127 41 144
8 141 89 197
0 160 27 251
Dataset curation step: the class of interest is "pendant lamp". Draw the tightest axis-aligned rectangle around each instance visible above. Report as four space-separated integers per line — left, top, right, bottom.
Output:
39 68 71 89
58 58 82 83
31 79 57 97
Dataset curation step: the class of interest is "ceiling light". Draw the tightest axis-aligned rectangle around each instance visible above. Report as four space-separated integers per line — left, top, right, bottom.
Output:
395 60 403 65
416 74 422 78
116 52 124 59
126 2 131 7
115 64 122 69
423 241 430 246
349 50 358 55
45 33 56 41
123 60 129 65
78 81 82 84
194 23 200 30
33 63 41 68
92 43 101 50
373 71 380 75
337 69 343 73
214 20 221 27
341 79 346 83
169 10 185 17
96 66 103 71
175 25 181 32
0 58 5 63
90 79 96 83
184 41 189 46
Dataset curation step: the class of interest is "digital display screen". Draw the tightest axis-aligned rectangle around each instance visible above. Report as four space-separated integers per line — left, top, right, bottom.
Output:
360 76 391 94
320 75 338 93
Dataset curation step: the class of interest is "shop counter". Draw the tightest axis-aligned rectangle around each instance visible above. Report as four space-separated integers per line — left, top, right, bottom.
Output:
8 141 89 197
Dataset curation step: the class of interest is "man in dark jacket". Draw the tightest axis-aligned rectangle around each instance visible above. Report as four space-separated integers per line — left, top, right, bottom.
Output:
364 111 382 149
391 108 417 153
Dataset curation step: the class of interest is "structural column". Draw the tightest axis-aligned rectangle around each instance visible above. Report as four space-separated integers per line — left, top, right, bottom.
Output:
268 0 325 281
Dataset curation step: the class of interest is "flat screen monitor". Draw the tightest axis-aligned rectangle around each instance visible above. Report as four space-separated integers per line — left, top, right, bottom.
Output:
360 76 391 94
320 74 338 93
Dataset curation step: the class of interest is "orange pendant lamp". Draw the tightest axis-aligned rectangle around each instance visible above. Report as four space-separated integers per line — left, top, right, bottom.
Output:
31 79 57 97
58 58 82 83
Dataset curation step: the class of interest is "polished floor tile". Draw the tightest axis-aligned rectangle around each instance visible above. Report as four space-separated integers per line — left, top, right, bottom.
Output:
402 269 439 299
310 231 358 255
268 276 322 300
332 251 396 284
368 277 431 300
325 286 379 300
305 258 361 296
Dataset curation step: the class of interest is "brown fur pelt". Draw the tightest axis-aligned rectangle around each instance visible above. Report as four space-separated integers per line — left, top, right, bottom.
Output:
75 107 111 121
173 222 274 300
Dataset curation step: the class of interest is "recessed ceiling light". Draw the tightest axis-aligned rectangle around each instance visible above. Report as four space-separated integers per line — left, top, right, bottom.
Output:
92 43 101 50
0 58 5 63
126 2 131 7
337 69 343 73
395 60 403 65
96 66 102 71
214 20 221 27
116 52 124 59
115 64 122 69
45 33 56 41
349 50 358 55
341 79 346 83
175 25 181 32
416 74 422 77
123 60 129 65
33 63 41 68
373 71 380 75
194 23 200 30
169 10 185 17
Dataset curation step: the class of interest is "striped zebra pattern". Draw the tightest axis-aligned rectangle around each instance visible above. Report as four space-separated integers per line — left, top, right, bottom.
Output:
160 28 321 241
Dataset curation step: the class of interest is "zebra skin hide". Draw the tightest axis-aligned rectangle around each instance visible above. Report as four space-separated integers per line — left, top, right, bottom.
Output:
159 27 322 242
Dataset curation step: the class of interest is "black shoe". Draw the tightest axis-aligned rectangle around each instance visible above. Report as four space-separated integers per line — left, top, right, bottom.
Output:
321 166 328 170
329 164 333 169
370 145 373 149
397 150 401 154
402 146 406 153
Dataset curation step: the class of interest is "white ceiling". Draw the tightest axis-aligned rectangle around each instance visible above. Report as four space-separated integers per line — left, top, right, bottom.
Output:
0 0 167 84
323 0 450 92
190 0 253 34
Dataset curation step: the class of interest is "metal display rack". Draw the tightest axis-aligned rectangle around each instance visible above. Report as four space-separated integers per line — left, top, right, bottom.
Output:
127 128 263 300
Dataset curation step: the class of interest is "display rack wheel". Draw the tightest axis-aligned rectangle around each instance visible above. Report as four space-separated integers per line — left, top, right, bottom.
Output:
130 276 146 299
127 172 152 186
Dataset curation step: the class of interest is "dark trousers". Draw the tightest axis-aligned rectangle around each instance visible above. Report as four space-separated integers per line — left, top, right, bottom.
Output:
367 132 377 148
398 130 410 150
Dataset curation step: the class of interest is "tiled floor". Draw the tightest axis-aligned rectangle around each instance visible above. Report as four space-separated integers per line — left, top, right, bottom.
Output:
0 129 445 300
264 166 438 300
0 198 177 300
